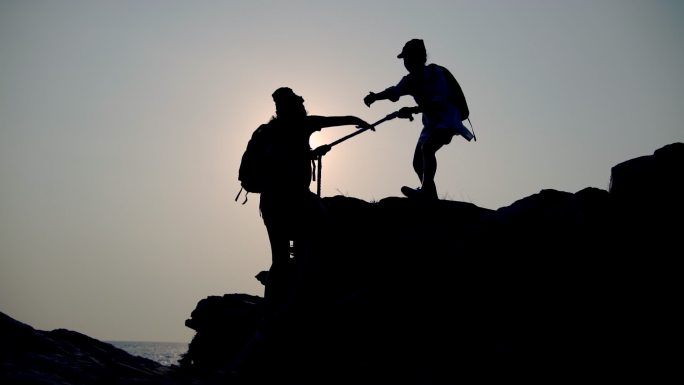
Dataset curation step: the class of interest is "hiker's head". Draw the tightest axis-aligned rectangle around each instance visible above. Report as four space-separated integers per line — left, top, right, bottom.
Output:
272 87 307 120
397 39 426 73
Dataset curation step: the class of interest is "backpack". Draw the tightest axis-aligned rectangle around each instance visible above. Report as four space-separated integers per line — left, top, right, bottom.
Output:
235 122 278 203
430 63 476 141
430 63 469 121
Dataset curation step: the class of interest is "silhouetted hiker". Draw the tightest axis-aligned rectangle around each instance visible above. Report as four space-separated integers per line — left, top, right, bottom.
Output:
226 87 371 381
258 87 371 316
364 38 474 200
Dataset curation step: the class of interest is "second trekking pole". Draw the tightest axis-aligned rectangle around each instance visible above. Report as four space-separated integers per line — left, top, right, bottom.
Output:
314 110 412 196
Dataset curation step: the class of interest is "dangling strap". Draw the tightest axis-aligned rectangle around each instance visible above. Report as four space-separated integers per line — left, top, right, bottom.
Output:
317 155 322 197
311 159 316 182
234 187 248 204
467 118 477 142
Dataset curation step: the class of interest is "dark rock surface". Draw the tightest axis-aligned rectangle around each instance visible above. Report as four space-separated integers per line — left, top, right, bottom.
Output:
181 142 681 383
2 143 681 384
0 311 178 385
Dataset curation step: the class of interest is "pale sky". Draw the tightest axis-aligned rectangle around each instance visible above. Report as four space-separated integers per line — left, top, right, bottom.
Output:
1 1 682 343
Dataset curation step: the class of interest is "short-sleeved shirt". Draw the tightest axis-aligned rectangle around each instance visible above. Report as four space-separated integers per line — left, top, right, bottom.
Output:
384 64 474 144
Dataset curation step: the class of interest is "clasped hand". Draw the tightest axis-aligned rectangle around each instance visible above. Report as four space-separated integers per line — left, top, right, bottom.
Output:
311 144 331 158
363 92 376 107
355 117 374 131
397 106 415 121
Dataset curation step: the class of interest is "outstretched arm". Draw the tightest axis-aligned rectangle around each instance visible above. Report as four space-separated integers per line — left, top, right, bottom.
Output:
364 88 400 107
308 116 372 159
307 115 372 131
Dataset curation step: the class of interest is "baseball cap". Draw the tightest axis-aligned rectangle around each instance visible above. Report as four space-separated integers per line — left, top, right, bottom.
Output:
272 87 303 103
397 39 426 59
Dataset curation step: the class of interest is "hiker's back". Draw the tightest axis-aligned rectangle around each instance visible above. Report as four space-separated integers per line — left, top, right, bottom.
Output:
238 119 314 197
271 119 317 195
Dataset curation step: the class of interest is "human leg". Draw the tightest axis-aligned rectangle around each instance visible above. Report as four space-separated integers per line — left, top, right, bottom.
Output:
402 142 428 198
404 127 448 199
289 192 329 305
419 137 445 200
263 222 292 307
412 141 424 185
260 195 294 316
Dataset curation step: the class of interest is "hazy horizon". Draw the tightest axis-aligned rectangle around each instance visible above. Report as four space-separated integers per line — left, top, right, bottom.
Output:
2 0 683 342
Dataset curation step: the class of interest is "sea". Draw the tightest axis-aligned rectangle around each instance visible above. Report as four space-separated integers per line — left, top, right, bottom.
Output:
108 341 189 367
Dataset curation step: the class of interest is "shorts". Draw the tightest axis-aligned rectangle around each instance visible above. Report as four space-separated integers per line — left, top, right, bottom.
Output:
418 104 474 145
418 126 455 145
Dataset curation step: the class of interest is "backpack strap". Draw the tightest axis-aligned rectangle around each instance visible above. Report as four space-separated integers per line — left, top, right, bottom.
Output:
234 187 248 204
310 157 322 197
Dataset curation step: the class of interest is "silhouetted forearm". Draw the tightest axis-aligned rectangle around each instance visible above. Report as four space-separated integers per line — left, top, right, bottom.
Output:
374 89 400 103
306 115 366 130
364 88 400 107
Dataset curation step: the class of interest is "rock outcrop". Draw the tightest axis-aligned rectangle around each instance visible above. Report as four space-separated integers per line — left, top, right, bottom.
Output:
2 143 681 384
181 142 682 383
0 311 177 385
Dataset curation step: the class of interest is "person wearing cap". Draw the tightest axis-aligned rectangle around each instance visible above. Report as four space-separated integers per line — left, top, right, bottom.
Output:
364 39 474 200
259 87 371 316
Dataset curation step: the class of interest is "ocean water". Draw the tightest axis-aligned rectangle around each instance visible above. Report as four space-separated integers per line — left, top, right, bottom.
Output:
109 341 189 367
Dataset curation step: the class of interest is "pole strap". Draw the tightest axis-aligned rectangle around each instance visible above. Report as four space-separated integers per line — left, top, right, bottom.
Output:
316 155 322 197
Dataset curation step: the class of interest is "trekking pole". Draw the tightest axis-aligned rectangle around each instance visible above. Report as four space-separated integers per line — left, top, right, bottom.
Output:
313 110 412 197
327 110 410 148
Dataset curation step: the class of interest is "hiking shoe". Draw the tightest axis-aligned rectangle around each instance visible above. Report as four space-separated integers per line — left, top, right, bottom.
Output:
401 186 438 200
401 186 422 198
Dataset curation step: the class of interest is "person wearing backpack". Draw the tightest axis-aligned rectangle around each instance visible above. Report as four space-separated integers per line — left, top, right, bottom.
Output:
256 87 371 317
363 38 474 200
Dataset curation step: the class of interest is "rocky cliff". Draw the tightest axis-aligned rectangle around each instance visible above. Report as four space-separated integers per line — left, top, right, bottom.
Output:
2 143 681 384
